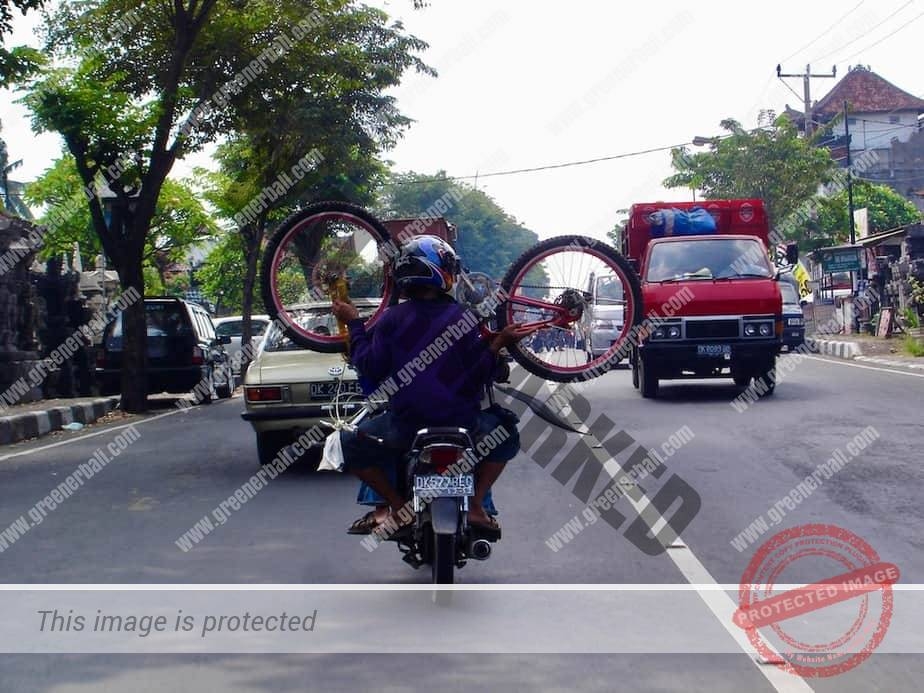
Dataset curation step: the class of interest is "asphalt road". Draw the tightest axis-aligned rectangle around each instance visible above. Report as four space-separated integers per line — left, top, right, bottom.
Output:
1 353 922 692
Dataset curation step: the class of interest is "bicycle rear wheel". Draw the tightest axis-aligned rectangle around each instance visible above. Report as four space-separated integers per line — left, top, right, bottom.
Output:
260 201 395 352
498 235 641 382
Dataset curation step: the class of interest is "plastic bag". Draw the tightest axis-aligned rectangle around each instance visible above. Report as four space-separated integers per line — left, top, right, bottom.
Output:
318 430 345 472
648 207 717 237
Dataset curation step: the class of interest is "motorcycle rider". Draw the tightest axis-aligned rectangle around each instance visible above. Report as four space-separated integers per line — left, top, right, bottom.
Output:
331 235 535 534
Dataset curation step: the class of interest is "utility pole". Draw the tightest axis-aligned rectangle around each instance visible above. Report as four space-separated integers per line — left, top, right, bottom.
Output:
776 64 837 137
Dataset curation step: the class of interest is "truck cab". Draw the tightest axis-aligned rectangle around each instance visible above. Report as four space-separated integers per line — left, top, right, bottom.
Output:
623 200 785 398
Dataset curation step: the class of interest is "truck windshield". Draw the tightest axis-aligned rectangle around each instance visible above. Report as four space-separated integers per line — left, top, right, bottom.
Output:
645 238 773 282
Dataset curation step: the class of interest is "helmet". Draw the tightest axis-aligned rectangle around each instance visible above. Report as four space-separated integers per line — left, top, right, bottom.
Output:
393 235 459 292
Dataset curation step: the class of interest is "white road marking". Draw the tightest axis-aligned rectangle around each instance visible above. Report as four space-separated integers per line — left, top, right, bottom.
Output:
802 355 924 379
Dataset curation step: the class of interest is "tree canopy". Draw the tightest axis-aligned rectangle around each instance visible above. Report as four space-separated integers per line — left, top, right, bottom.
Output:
812 181 921 247
381 172 541 281
19 0 431 411
24 156 218 291
664 115 836 244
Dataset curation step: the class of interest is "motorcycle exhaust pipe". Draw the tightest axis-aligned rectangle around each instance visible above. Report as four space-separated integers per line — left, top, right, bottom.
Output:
470 539 492 561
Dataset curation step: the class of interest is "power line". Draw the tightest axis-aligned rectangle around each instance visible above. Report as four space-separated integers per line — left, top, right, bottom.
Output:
779 0 866 63
841 7 924 62
812 0 914 63
388 142 693 185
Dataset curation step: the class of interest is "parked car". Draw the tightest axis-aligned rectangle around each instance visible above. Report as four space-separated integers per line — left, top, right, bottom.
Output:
241 301 379 466
97 297 234 401
582 273 626 364
779 280 805 351
213 314 270 377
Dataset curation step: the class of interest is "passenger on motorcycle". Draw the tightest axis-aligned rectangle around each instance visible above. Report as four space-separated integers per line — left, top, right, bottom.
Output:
331 235 535 535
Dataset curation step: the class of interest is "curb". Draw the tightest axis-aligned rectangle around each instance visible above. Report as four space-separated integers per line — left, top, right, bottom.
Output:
0 397 121 446
804 337 863 360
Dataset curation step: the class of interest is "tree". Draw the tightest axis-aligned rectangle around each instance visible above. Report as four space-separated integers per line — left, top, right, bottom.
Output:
813 181 921 246
23 156 218 292
196 0 430 357
606 209 629 250
0 0 43 86
20 0 429 411
382 172 541 281
664 115 836 244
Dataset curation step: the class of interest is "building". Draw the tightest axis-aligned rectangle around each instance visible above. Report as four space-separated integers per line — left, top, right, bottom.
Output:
788 66 924 212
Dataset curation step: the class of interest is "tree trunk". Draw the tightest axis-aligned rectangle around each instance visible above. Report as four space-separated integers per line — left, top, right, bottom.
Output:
118 258 148 413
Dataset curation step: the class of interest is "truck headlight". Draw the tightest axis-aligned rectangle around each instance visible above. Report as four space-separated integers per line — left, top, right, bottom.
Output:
668 325 681 338
744 324 757 337
759 323 772 336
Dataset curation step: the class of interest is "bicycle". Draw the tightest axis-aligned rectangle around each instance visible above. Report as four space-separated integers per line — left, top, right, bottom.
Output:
260 200 641 381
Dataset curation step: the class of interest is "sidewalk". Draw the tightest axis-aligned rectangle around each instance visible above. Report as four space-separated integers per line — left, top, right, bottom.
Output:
0 396 122 446
806 333 924 372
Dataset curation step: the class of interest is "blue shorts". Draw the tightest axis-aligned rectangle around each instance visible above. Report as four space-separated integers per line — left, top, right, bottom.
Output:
343 408 519 514
340 408 520 472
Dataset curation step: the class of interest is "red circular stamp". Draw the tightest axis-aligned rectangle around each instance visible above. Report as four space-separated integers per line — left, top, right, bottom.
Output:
733 524 899 678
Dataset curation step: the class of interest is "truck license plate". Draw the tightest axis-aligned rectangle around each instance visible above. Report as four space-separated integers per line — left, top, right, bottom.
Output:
697 344 732 358
414 474 474 498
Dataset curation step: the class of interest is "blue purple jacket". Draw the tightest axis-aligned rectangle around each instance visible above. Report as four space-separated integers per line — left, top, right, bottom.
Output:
347 296 496 433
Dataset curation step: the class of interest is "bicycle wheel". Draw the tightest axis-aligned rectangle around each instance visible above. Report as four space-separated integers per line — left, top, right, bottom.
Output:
498 235 641 382
260 201 395 352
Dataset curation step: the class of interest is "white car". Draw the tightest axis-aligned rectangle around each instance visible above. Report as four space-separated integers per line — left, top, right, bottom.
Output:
240 302 378 466
582 273 625 363
213 315 271 377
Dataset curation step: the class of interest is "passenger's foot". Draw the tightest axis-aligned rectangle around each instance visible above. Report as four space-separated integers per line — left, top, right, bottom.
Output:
346 506 390 535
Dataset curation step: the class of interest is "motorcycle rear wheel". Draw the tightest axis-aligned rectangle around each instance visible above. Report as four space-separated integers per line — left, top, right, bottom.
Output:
431 532 455 584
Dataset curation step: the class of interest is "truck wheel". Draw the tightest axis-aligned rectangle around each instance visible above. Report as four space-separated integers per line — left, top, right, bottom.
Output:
639 354 658 399
755 359 776 397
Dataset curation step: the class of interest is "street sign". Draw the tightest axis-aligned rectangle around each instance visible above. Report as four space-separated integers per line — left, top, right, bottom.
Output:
820 247 862 273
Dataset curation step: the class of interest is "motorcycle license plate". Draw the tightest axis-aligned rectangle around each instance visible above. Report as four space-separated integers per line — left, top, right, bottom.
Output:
697 344 731 358
413 474 474 498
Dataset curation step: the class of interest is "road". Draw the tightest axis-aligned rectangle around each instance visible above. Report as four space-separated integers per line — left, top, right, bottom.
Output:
1 353 922 691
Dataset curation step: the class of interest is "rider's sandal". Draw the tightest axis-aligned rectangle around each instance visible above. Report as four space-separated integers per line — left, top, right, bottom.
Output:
346 510 379 535
469 515 502 540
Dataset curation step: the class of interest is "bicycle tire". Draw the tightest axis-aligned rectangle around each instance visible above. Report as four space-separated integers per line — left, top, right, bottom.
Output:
497 235 642 382
260 201 395 352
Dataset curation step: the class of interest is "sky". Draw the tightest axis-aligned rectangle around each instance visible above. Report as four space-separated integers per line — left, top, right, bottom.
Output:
2 0 923 243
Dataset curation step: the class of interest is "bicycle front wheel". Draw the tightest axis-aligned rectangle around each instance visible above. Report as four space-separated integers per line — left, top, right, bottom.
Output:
260 201 396 352
498 235 641 382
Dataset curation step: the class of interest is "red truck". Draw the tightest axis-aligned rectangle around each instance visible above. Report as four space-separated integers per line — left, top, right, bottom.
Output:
623 199 790 398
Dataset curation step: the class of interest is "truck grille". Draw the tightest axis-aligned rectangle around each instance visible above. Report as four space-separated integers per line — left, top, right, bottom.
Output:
685 320 739 339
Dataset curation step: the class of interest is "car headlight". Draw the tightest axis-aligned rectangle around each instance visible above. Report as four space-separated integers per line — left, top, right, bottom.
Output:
667 325 681 339
759 323 772 336
787 317 804 326
652 327 666 339
744 324 757 337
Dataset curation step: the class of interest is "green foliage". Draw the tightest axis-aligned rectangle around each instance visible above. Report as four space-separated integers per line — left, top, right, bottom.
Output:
606 209 629 250
665 116 836 241
0 0 44 86
198 233 265 314
24 155 218 280
813 181 921 245
902 307 920 329
902 335 924 357
381 172 541 281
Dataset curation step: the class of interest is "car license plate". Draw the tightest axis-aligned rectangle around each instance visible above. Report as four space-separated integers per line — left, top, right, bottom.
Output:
309 381 363 400
697 344 732 358
413 474 474 498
